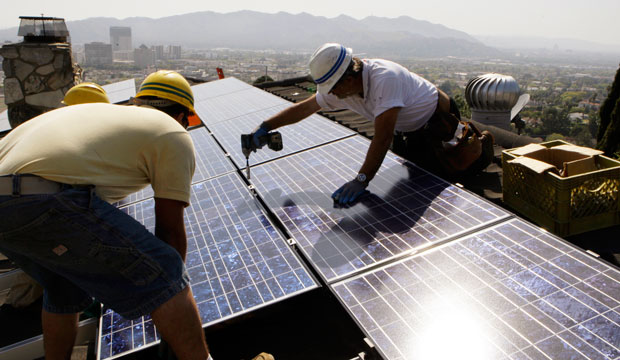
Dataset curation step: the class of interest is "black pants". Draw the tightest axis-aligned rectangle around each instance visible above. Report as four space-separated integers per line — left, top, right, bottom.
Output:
392 98 461 177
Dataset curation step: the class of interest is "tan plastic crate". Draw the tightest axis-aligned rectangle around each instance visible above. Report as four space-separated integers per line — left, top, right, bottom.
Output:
502 140 620 237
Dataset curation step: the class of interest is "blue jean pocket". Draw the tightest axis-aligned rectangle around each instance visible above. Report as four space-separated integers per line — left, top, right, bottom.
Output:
88 242 163 287
0 202 163 295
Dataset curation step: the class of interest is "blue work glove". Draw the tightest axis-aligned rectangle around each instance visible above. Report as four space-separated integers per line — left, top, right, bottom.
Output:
332 179 368 205
252 122 271 149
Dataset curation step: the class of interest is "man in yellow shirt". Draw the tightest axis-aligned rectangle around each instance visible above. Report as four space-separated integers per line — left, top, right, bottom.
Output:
0 71 209 360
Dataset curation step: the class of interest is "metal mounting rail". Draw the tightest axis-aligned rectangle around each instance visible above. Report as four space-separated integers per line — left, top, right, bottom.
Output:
0 318 97 360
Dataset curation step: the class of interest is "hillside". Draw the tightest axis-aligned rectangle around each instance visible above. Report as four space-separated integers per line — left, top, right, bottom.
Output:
0 11 501 58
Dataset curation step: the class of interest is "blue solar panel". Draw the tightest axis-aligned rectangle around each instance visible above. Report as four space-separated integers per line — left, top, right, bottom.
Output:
249 136 510 283
207 105 355 168
192 77 254 100
98 173 317 359
332 218 620 360
195 87 288 126
102 79 136 104
116 127 234 207
0 110 9 133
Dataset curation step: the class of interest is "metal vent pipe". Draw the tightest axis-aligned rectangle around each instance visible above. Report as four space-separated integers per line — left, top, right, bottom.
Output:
465 73 521 130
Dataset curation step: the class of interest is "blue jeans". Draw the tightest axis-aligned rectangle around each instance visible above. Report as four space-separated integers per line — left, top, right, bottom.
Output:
0 186 188 319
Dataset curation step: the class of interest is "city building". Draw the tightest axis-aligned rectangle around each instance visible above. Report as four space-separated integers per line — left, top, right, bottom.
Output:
110 26 133 61
151 45 164 60
84 42 113 65
134 44 154 68
168 45 181 59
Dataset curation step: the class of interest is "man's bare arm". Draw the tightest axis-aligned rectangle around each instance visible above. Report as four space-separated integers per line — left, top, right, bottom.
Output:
154 197 188 261
264 95 321 130
359 107 401 181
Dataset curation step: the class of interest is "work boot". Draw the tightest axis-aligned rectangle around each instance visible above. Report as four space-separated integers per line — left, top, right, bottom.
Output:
252 353 274 360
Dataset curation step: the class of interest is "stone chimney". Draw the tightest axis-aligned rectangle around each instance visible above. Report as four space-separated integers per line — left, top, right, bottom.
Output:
0 16 81 128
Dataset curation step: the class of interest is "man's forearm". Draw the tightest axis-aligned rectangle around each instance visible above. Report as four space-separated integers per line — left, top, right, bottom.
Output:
154 198 189 262
265 95 321 130
155 226 187 261
359 132 393 182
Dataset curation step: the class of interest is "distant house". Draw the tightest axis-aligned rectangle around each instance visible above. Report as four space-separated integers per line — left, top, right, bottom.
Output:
578 100 600 111
568 112 587 122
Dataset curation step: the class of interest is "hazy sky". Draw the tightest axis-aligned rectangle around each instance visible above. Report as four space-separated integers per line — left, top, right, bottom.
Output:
2 0 620 45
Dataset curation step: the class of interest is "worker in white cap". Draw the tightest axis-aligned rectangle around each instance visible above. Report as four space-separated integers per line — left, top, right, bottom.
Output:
249 43 491 205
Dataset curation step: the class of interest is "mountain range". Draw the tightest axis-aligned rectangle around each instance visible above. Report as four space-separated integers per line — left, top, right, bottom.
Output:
0 11 502 58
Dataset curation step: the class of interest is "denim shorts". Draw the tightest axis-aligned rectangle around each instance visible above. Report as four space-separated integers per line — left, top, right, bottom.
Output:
0 186 189 319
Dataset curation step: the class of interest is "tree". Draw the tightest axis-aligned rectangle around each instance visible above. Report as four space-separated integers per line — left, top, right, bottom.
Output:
253 75 274 85
596 65 620 157
541 107 570 136
546 133 566 141
453 93 471 119
597 65 620 142
597 98 620 157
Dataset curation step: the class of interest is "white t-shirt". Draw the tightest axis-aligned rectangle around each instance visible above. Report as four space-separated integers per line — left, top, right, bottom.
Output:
316 59 438 132
0 103 196 204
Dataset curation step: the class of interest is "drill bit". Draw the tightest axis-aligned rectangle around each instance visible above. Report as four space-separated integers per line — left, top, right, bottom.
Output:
246 157 250 180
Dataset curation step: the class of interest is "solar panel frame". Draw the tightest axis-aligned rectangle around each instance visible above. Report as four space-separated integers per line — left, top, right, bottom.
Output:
331 218 620 360
207 105 356 168
249 136 511 283
115 126 235 207
98 172 318 359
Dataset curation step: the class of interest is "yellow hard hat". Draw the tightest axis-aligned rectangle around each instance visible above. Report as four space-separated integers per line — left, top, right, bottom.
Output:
62 82 110 106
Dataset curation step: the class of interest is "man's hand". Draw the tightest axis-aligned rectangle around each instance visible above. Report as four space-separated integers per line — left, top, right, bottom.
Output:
251 122 271 149
332 179 368 205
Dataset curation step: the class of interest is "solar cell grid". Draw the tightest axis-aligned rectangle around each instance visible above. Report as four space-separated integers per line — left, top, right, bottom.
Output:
102 79 136 104
250 136 510 282
207 106 355 168
192 77 254 100
195 87 288 126
98 173 317 359
332 218 620 360
115 127 234 206
0 110 9 133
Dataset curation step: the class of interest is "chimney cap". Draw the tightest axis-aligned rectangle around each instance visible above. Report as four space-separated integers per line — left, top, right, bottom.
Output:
18 16 69 42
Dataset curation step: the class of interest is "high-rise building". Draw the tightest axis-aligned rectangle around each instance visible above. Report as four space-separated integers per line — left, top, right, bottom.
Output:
151 45 165 60
110 26 133 61
109 26 132 51
134 44 154 68
84 42 113 65
168 45 181 60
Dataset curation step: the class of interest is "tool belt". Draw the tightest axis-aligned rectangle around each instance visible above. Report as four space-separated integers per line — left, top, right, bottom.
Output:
0 174 64 196
394 89 485 176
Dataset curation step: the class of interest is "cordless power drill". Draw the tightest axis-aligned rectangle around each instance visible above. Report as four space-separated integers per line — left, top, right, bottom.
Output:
241 131 283 179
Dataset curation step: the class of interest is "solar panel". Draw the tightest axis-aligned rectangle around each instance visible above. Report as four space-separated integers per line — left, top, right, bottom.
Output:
98 172 318 359
116 127 235 206
102 79 136 104
0 110 9 133
249 136 510 283
207 105 356 168
192 77 255 100
195 87 288 126
332 218 620 360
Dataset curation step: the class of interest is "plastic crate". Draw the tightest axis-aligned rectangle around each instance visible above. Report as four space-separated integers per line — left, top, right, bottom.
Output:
502 140 620 237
